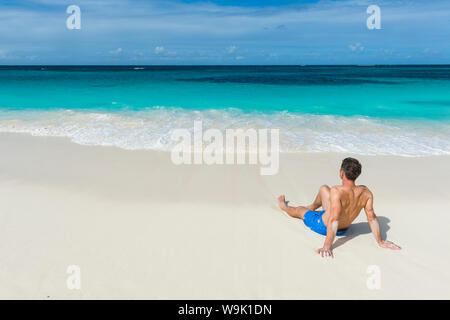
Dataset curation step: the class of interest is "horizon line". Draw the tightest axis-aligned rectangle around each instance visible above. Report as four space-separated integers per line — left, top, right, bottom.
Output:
1 64 449 67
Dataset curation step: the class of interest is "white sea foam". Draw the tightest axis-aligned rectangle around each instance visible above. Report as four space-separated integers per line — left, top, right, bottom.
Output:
0 107 449 156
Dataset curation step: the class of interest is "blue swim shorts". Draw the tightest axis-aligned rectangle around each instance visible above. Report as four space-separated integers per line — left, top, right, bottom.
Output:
303 210 347 236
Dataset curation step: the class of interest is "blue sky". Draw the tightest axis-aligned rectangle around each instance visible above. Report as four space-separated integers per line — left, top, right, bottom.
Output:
0 0 448 65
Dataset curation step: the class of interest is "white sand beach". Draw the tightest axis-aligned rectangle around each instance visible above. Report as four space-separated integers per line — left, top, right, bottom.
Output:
0 132 449 299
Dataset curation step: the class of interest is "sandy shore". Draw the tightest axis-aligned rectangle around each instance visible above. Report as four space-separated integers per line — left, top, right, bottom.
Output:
0 132 449 299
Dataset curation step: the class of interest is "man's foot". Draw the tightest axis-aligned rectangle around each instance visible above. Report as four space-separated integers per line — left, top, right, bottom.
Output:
278 195 288 211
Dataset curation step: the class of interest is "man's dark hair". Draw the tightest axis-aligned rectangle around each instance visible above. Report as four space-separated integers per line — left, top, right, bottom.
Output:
340 158 361 181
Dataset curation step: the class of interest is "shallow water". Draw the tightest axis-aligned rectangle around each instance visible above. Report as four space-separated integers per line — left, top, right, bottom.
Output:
0 65 449 156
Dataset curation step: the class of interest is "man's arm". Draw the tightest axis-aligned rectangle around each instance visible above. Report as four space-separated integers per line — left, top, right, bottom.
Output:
317 188 341 258
364 190 401 250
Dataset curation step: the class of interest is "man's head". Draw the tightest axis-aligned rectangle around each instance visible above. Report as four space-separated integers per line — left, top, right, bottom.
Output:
340 157 361 181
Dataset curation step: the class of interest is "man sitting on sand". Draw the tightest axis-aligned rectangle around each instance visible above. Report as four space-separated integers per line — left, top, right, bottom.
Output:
278 157 401 258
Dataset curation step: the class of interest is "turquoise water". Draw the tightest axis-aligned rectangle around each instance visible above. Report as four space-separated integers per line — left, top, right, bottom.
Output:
0 66 449 155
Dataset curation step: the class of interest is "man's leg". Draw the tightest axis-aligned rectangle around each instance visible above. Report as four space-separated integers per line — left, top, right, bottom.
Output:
308 185 331 212
278 185 331 219
278 195 309 219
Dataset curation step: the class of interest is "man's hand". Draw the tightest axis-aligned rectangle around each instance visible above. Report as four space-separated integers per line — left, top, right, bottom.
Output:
379 240 401 250
317 247 333 258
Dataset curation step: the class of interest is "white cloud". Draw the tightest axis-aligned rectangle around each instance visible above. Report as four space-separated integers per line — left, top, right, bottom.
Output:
109 47 123 55
154 46 165 55
423 48 440 54
226 45 237 54
381 48 395 55
349 43 364 52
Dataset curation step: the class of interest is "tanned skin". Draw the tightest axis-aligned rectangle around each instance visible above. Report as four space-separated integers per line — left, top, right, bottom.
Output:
278 169 401 258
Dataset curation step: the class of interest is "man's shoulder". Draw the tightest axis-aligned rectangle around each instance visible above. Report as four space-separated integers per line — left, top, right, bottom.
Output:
330 185 348 196
330 185 354 191
357 185 373 198
357 185 371 192
330 185 344 191
331 185 372 197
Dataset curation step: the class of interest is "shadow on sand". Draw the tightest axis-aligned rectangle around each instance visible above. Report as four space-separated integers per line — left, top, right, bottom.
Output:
332 216 391 250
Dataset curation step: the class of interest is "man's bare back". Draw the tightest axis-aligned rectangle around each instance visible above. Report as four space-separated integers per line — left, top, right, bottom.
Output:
277 158 401 258
321 184 371 230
